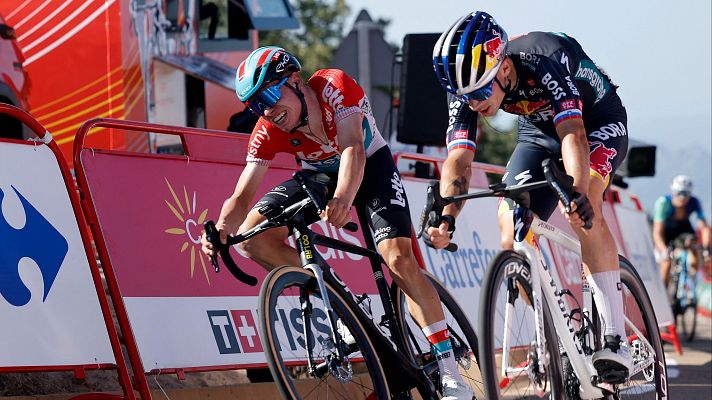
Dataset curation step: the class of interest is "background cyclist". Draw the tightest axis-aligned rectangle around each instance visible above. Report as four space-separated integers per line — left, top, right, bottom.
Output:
426 11 633 383
653 175 711 287
201 46 472 399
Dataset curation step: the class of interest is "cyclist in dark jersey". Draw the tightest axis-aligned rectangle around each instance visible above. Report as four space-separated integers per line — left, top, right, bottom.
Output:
425 11 632 382
201 46 472 399
653 175 711 286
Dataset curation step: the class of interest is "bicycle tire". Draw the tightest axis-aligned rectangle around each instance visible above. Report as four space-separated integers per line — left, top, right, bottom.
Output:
678 300 697 342
258 266 390 399
616 256 669 399
393 270 485 398
478 250 565 399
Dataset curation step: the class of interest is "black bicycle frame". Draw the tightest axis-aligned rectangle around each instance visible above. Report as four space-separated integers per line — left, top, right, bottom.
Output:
287 206 436 396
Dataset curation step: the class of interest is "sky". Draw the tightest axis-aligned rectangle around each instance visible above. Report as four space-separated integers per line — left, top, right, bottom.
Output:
346 0 712 216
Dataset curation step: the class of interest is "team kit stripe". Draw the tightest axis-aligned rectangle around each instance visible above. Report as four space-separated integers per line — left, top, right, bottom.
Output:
553 109 582 126
427 330 451 344
447 139 476 152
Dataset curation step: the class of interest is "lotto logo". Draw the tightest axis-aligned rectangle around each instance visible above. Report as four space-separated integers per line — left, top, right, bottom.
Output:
207 309 263 354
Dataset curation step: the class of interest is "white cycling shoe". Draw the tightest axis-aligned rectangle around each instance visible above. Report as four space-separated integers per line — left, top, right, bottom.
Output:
592 334 633 385
441 376 474 400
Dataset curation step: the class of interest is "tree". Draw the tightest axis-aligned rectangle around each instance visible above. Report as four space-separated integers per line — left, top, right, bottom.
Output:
259 0 350 77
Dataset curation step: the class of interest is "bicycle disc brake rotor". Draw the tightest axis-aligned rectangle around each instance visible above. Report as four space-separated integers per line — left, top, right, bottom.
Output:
631 338 654 382
318 339 354 383
526 341 548 393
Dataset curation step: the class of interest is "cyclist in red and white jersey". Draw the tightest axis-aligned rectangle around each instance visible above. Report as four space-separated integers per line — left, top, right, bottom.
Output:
425 11 633 383
202 46 472 399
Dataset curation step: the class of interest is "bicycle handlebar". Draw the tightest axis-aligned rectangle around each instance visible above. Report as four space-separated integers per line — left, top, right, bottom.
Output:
204 171 358 286
416 159 587 249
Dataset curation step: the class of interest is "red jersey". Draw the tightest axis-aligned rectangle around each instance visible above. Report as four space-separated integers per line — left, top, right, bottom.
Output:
245 69 386 172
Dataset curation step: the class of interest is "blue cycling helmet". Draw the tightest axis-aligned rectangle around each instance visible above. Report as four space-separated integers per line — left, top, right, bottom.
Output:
235 46 301 102
433 11 508 97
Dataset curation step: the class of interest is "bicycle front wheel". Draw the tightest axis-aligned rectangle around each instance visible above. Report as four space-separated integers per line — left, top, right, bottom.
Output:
258 267 390 399
479 250 564 399
393 269 485 398
615 256 668 399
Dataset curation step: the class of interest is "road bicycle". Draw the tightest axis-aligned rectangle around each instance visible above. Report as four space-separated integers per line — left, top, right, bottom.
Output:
668 236 699 342
205 171 484 399
417 159 667 399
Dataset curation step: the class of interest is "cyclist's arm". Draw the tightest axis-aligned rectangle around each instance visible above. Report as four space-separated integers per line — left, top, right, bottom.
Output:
652 196 669 253
652 221 668 254
334 112 366 206
556 118 590 196
216 162 269 234
441 147 475 219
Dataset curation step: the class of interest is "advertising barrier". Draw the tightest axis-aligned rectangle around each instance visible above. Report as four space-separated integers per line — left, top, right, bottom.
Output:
0 104 134 399
73 119 386 387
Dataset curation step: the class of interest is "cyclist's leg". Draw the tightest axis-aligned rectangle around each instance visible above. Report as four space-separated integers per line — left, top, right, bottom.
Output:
577 107 631 380
238 172 331 269
656 245 673 287
499 124 561 249
358 146 471 398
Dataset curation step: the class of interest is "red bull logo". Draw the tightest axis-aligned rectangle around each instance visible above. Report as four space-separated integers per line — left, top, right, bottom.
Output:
485 37 505 61
589 141 617 181
503 100 548 115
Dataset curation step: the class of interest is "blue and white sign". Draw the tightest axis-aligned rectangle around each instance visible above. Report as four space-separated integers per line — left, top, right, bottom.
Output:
0 142 114 367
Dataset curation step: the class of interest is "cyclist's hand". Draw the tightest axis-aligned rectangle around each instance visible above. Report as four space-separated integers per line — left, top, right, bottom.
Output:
560 191 594 229
322 197 352 229
425 222 452 249
201 221 228 257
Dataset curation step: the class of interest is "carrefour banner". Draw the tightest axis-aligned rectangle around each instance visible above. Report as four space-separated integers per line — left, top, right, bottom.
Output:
79 150 380 371
0 142 115 367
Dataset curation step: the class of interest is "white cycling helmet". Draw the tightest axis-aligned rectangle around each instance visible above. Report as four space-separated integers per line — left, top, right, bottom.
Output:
670 175 693 193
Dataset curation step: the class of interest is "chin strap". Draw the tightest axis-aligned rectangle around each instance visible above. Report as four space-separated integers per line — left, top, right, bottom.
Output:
284 80 309 133
494 76 513 93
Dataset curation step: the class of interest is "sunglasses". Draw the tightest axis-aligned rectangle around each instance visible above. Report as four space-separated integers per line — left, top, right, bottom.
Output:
462 78 495 102
675 191 691 198
245 76 289 116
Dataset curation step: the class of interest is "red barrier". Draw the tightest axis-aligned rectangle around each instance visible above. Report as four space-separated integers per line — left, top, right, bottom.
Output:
72 118 386 398
0 104 134 399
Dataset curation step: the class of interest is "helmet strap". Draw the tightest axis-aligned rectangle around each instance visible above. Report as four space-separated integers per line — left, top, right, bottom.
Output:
494 77 512 93
284 80 309 133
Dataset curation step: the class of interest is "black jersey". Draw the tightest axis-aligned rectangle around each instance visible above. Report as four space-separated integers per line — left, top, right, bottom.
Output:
445 31 622 153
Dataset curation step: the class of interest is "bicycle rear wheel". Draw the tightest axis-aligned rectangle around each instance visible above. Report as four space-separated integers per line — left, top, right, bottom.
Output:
393 270 485 399
615 256 668 399
479 250 564 399
258 266 390 399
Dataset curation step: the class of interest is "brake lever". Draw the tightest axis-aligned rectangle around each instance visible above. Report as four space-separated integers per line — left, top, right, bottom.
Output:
204 220 221 273
203 220 258 286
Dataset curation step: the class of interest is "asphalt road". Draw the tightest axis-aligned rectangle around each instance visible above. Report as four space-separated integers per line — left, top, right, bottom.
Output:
665 313 712 398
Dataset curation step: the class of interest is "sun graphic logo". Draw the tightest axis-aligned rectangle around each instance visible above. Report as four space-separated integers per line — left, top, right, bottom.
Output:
163 178 212 284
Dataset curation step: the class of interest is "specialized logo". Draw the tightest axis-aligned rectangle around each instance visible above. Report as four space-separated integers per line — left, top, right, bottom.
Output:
163 179 211 284
207 309 263 354
514 170 533 185
390 172 406 207
589 141 618 181
0 186 68 306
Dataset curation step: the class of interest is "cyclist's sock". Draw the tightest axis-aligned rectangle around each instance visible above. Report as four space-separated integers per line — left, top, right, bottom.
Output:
422 320 462 383
587 271 627 340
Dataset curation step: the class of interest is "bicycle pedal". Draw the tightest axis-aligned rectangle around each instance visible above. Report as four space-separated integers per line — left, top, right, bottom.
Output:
592 379 616 395
593 360 629 385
